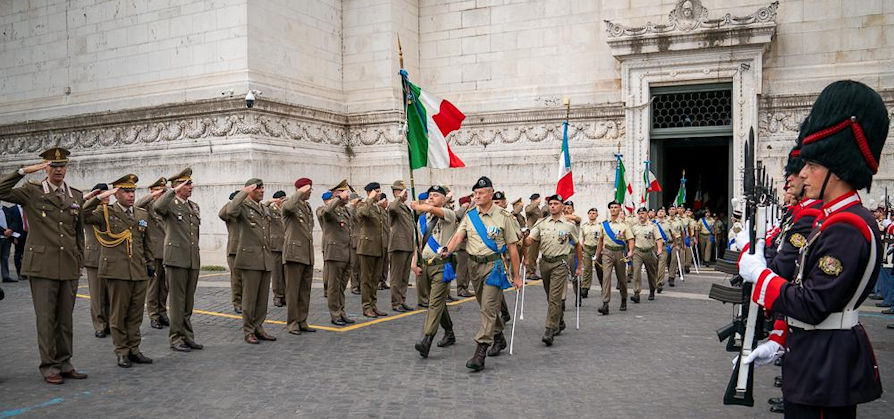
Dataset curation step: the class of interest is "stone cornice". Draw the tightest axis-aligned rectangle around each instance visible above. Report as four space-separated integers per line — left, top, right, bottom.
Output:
758 90 894 136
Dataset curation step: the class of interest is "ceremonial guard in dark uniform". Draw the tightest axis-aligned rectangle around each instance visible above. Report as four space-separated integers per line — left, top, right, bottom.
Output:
739 80 886 418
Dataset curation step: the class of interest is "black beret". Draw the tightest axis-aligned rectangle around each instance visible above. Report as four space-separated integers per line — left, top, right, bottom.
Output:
229 190 239 200
427 185 448 196
608 200 621 208
637 207 647 213
530 193 541 200
364 182 381 192
547 194 563 203
564 200 574 207
272 190 286 199
472 176 492 191
493 191 506 200
91 183 109 192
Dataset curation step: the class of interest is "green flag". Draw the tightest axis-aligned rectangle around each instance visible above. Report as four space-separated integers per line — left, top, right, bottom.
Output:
674 174 687 206
614 156 626 204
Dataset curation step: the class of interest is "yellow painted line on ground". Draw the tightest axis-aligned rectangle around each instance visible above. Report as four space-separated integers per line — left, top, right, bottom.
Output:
199 272 227 278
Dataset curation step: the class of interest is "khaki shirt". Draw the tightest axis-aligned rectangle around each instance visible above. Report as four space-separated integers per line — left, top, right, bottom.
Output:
631 221 661 249
530 216 577 257
83 200 154 281
698 217 713 235
456 204 521 257
136 194 166 258
319 199 352 263
420 208 457 260
601 217 631 249
580 220 602 248
267 203 285 252
282 194 314 265
154 191 201 269
222 191 273 271
669 217 684 241
524 203 541 228
388 200 415 253
654 218 672 243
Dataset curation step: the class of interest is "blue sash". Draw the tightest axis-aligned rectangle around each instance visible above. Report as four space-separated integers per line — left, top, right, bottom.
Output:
653 220 672 255
468 209 511 289
419 215 455 283
682 221 691 247
602 221 626 246
701 218 715 243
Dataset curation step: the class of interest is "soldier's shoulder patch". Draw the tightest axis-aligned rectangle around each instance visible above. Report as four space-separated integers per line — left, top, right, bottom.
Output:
818 255 843 276
789 233 807 248
500 209 511 217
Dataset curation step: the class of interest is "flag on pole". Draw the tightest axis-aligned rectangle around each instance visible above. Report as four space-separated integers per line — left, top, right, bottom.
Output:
644 161 662 193
614 154 626 204
625 181 635 214
401 71 465 169
693 176 703 210
556 121 574 199
674 171 687 206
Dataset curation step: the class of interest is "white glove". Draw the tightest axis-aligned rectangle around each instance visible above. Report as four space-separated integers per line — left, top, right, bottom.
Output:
734 221 751 251
743 340 783 366
738 239 766 284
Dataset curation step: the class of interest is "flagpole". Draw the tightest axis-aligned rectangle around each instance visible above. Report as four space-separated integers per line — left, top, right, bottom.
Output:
398 36 423 274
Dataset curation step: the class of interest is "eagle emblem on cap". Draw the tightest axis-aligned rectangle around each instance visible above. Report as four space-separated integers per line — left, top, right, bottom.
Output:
818 255 842 276
55 149 61 160
789 233 807 248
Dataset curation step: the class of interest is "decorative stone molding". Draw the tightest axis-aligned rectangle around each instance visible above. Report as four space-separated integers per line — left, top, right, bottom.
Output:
605 0 778 38
757 90 894 136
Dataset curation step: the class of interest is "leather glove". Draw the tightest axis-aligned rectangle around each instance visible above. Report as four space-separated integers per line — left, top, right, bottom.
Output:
147 266 156 278
743 340 783 366
738 239 766 284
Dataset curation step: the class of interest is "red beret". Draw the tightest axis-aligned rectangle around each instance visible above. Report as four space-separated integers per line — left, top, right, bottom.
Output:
294 178 312 189
459 195 472 205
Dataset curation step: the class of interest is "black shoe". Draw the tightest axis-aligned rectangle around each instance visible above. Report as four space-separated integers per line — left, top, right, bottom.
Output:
774 376 783 387
501 311 511 324
487 333 507 356
234 306 243 314
437 329 456 347
273 298 284 307
95 330 107 338
887 323 894 329
630 295 640 304
128 353 153 364
171 342 192 352
657 286 663 294
415 335 434 358
558 320 566 335
669 279 675 287
2 277 17 283
331 318 348 326
159 316 170 326
378 283 390 290
770 402 785 414
598 303 609 315
185 340 204 350
446 294 459 302
417 302 429 309
876 302 892 308
458 289 475 298
393 305 408 313
648 290 655 301
150 319 163 329
542 328 555 346
620 301 627 311
299 325 316 333
342 316 356 324
400 303 415 311
117 355 132 368
768 397 783 405
466 343 488 371
685 267 690 274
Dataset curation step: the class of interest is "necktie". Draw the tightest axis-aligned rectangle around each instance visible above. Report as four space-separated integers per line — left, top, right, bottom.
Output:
21 207 28 232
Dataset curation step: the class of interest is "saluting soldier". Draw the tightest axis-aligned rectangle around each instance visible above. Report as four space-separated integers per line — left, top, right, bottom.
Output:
412 185 458 357
524 194 542 280
219 190 243 313
652 208 672 292
454 195 474 297
387 180 416 312
630 207 664 302
0 148 88 384
223 178 277 344
526 194 582 346
441 177 522 371
321 180 356 326
739 80 886 417
580 208 604 294
357 183 389 318
282 178 315 335
347 193 362 295
84 183 111 338
596 201 634 315
136 176 169 329
154 168 203 352
83 174 154 368
268 190 286 307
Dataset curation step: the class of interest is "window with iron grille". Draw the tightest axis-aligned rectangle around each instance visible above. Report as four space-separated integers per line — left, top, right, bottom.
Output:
650 84 733 138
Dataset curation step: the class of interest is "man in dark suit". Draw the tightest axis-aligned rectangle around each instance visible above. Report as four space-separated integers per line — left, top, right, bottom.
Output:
1 204 12 282
3 203 27 281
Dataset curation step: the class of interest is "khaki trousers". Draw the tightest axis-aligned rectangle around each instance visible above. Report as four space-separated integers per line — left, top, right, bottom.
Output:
146 258 168 322
29 277 77 377
699 234 712 265
632 249 658 295
284 261 313 332
86 267 109 332
539 259 567 330
669 242 684 280
582 245 602 289
470 259 505 345
525 241 539 278
684 240 693 268
240 269 270 337
271 251 285 301
325 260 350 321
389 250 412 307
349 246 360 291
227 254 242 308
422 264 454 336
601 249 627 303
455 249 471 292
359 255 383 311
656 248 668 288
167 266 199 346
107 279 148 357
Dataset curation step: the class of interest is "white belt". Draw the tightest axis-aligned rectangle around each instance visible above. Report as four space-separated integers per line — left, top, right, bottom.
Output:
787 310 859 330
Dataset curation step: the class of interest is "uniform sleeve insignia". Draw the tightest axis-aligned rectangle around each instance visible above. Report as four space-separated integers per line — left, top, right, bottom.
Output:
789 233 807 248
818 255 843 276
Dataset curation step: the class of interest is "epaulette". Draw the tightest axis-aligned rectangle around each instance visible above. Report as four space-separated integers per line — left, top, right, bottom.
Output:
793 208 823 223
69 186 81 193
500 209 511 217
27 179 41 186
820 212 872 242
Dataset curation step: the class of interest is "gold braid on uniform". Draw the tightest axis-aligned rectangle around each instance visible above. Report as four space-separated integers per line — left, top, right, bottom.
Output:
93 203 133 258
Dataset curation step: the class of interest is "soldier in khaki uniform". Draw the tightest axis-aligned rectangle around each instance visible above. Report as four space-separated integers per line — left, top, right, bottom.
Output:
454 195 474 297
580 208 604 295
596 201 634 315
357 182 389 318
442 176 522 371
316 191 333 297
524 194 542 280
136 177 169 329
682 208 696 270
630 207 664 303
526 194 582 346
267 190 286 307
223 178 277 344
347 193 362 295
281 178 315 335
411 185 457 357
84 183 111 338
697 210 714 267
219 190 243 313
0 148 89 384
387 180 416 312
653 208 673 292
83 174 154 368
321 181 356 326
155 169 203 352
667 206 685 286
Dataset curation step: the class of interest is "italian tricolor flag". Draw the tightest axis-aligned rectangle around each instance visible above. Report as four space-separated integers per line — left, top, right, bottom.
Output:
556 121 574 199
404 79 465 170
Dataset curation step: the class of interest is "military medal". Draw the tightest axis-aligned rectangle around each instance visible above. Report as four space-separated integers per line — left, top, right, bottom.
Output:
818 255 843 276
790 233 807 248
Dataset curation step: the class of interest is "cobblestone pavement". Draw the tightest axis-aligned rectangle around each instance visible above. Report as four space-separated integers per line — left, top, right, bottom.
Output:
0 267 891 418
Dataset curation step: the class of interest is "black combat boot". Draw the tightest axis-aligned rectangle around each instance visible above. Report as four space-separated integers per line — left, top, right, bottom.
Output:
581 288 589 298
598 303 609 315
620 300 627 311
542 328 555 346
487 332 507 356
630 294 640 304
437 328 456 347
466 343 489 371
415 335 434 358
648 289 655 300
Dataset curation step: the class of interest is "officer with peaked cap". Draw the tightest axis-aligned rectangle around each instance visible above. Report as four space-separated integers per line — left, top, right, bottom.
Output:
356 182 389 317
136 176 169 330
0 147 89 384
322 179 357 326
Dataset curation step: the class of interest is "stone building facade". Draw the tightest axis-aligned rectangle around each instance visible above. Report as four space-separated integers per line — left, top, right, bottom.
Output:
2 0 893 266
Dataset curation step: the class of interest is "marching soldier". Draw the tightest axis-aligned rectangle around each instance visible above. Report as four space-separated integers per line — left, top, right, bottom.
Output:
525 194 582 346
412 185 458 357
219 190 243 313
682 208 697 270
388 180 416 312
524 194 542 280
580 208 604 295
454 195 474 297
223 178 276 344
282 178 316 335
357 183 389 318
596 201 634 315
268 190 286 307
630 207 664 302
668 206 685 286
322 180 356 326
653 208 672 292
441 176 522 371
136 177 169 329
739 80 886 417
155 168 203 352
0 148 88 384
83 174 154 368
84 183 111 338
